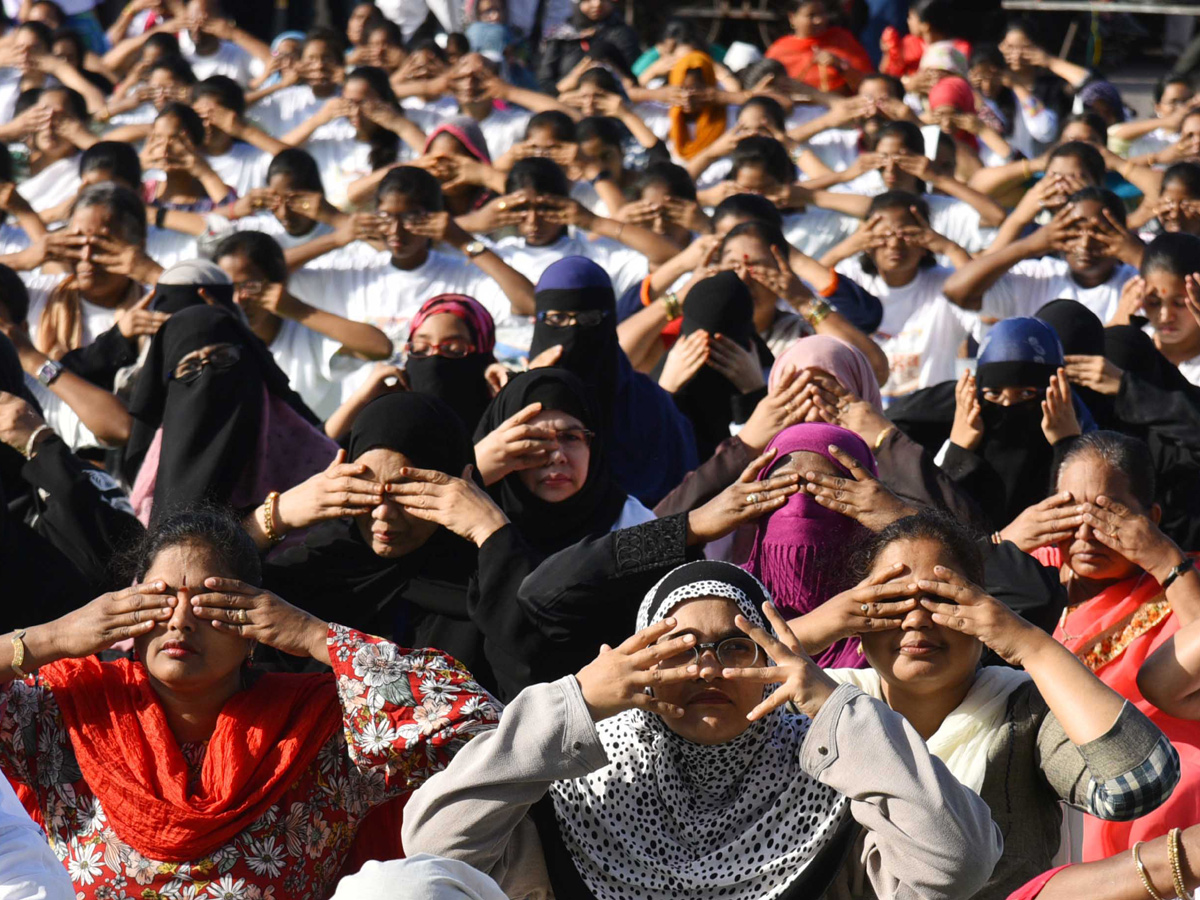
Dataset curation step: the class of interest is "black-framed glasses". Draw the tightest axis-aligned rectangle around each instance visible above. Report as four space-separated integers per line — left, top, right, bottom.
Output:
536 310 609 328
171 344 241 382
546 427 595 447
658 637 760 670
406 338 477 359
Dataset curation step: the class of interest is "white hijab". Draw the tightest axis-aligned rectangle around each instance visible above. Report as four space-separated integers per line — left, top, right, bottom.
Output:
550 560 852 900
825 666 1031 791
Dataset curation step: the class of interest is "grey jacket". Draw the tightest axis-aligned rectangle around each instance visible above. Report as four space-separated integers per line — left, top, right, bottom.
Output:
402 679 1004 900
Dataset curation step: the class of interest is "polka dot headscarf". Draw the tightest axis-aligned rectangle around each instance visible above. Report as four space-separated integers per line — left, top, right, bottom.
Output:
550 561 850 900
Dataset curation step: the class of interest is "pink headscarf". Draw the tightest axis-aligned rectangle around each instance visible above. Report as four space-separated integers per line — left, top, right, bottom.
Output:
743 423 877 668
769 335 883 411
928 75 976 114
410 293 496 356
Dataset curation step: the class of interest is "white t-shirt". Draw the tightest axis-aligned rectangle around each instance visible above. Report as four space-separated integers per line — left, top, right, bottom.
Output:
0 70 22 123
24 272 118 348
0 763 76 900
782 207 859 262
269 317 367 420
178 33 263 85
805 127 860 173
837 259 976 399
145 226 199 270
206 142 271 198
27 373 101 451
304 136 413 211
980 257 1137 324
1126 127 1177 162
105 101 158 128
475 106 532 160
18 155 81 214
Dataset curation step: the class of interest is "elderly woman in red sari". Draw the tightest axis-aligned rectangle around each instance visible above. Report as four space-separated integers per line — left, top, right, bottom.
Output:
1019 430 1200 860
0 507 498 899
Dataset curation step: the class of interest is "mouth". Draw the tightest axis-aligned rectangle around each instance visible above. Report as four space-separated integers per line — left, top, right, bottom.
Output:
160 639 197 659
687 688 733 706
898 640 942 657
372 530 396 544
539 472 573 486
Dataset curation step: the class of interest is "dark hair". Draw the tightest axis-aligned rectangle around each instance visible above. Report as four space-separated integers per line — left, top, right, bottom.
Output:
577 66 625 96
376 165 445 210
13 88 40 119
634 161 697 202
729 135 796 185
445 32 469 56
214 231 288 284
661 16 699 47
577 115 625 151
505 157 570 197
406 37 447 62
73 182 147 245
583 40 632 79
738 58 786 88
852 509 986 586
784 0 825 12
195 74 245 116
345 66 402 169
364 16 402 47
1067 186 1126 227
50 27 84 64
1048 140 1105 185
1062 111 1106 144
80 141 141 189
266 147 325 193
304 26 346 56
526 109 576 143
1155 74 1192 104
0 263 30 324
1162 161 1200 198
1005 16 1047 48
860 72 905 100
125 505 262 586
16 19 53 50
718 220 789 257
1141 231 1200 279
858 191 937 275
1055 431 1155 509
912 0 959 34
876 119 924 154
157 101 205 147
969 42 1005 70
740 95 787 131
712 192 784 229
147 55 197 85
142 31 182 60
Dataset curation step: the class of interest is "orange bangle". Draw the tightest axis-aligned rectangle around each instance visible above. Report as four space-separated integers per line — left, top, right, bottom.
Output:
818 271 840 298
640 275 654 307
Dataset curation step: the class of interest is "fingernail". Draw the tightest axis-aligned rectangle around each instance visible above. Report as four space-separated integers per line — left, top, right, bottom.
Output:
683 634 695 643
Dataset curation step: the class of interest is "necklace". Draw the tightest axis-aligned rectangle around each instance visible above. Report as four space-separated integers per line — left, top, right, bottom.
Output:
1058 603 1085 643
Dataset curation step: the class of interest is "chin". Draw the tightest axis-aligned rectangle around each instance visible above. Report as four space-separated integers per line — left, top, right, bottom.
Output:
668 710 751 745
1067 551 1132 582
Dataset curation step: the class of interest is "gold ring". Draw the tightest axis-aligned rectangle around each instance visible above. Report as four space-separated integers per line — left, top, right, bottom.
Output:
497 200 507 211
236 608 247 624
300 201 310 210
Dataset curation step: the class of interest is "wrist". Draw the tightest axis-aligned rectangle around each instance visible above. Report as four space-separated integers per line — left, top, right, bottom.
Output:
469 509 508 547
1147 544 1187 584
272 489 301 534
306 616 330 662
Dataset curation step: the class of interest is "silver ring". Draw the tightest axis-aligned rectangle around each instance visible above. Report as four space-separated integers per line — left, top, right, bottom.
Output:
236 608 247 624
861 604 870 613
746 493 760 505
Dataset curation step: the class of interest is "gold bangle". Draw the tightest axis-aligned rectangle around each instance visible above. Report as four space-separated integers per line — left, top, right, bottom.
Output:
805 298 832 327
1022 159 1032 179
10 629 27 678
873 426 893 450
1169 828 1194 900
662 291 681 321
262 491 283 544
1133 841 1166 900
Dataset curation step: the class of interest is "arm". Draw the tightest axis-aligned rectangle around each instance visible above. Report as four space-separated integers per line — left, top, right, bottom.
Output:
102 18 179 73
205 18 272 64
967 153 1042 197
572 202 680 266
942 231 1046 310
1021 827 1200 900
919 162 1007 229
345 163 400 209
249 284 392 360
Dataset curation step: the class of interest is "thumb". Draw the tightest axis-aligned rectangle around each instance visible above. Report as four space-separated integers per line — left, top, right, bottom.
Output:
461 463 474 481
133 288 156 310
329 447 347 469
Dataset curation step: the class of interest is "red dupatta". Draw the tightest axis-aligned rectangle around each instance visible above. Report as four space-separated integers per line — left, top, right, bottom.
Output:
765 27 874 94
38 656 342 862
1038 546 1200 860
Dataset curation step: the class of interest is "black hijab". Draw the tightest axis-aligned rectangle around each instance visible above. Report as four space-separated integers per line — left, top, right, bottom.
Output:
0 332 40 501
1037 299 1114 425
664 270 772 460
1104 325 1196 394
473 367 628 556
123 305 319 518
404 294 497 433
529 257 620 420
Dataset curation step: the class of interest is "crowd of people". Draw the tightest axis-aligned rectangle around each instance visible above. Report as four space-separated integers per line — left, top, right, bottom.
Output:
0 0 1199 897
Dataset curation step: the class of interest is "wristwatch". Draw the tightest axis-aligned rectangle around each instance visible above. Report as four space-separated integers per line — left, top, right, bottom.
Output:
463 240 487 259
36 358 63 386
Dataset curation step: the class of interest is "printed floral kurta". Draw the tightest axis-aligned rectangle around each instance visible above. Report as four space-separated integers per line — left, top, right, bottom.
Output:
0 625 500 900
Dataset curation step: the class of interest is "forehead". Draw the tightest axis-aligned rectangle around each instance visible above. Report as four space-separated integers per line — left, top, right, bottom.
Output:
773 449 837 476
667 596 744 634
526 409 583 430
1143 268 1185 298
873 537 958 576
412 311 469 337
1056 453 1137 504
355 447 414 481
876 205 913 224
875 134 907 153
377 191 417 212
1163 82 1192 99
145 540 233 584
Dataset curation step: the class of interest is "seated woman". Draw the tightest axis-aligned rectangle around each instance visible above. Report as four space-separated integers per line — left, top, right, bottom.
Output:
213 232 390 420
123 304 335 521
665 50 727 163
1032 430 1200 860
401 558 1003 900
821 191 974 400
412 116 503 216
787 510 1179 898
1131 161 1200 237
8 86 95 215
0 505 498 897
140 102 235 212
766 0 872 95
249 27 345 134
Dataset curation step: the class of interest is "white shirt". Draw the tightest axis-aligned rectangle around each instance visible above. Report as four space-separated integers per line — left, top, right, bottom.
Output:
782 207 859 262
1126 127 1177 162
474 106 532 160
980 257 1137 324
18 155 81 214
269 317 367 420
0 769 75 900
0 70 23 123
304 136 413 212
206 142 271 198
24 272 118 348
837 259 976 400
145 226 199 270
178 33 263 85
26 373 101 451
805 127 860 172
250 85 356 139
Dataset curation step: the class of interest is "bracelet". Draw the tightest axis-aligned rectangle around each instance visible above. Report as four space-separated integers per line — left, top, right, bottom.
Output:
1133 841 1165 900
614 222 625 242
991 531 1004 545
155 206 168 229
10 629 27 678
805 298 832 327
261 490 283 544
23 423 51 460
873 426 893 450
662 291 682 321
1162 557 1195 591
1022 159 1032 179
1169 827 1194 900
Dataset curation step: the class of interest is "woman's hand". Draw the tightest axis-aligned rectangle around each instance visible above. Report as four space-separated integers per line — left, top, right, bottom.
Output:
658 329 710 394
575 617 698 722
274 449 384 533
1184 273 1200 329
918 565 1046 666
746 246 813 308
50 583 177 657
738 366 820 452
706 334 765 393
784 562 919 655
722 602 840 720
802 443 917 531
950 369 984 451
1079 495 1186 585
190 578 331 664
998 491 1084 552
1064 354 1123 395
115 290 169 339
88 234 161 283
385 464 510 547
686 447 801 545
0 390 48 455
1041 368 1081 445
473 401 558 485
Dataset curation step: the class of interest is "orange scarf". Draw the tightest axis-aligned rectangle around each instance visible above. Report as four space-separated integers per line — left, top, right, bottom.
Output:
38 656 342 862
668 52 726 161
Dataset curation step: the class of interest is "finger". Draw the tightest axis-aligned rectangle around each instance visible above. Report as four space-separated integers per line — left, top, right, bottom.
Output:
200 576 255 594
761 601 802 652
739 446 778 483
502 401 543 428
857 597 921 618
132 288 156 310
1095 495 1131 518
112 588 176 614
189 591 250 609
734 612 789 661
921 602 978 634
746 686 793 722
616 616 677 655
628 633 696 668
719 666 786 684
626 691 687 718
858 560 907 587
825 444 871 482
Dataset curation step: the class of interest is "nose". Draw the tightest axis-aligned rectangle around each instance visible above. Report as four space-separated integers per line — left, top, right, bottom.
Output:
371 500 392 521
900 605 935 629
167 585 198 632
1077 518 1092 541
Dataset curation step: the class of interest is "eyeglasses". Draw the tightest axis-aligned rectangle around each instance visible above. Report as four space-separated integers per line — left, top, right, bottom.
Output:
657 637 760 670
545 427 595 447
406 338 477 359
536 310 609 328
171 344 241 382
